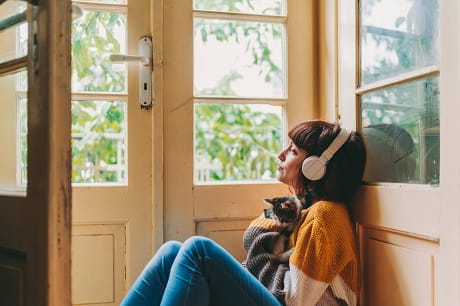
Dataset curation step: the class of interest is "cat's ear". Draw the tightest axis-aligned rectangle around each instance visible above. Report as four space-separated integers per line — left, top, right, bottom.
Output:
263 198 276 206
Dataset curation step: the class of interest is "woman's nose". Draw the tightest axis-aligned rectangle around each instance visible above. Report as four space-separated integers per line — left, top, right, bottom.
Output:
278 149 286 161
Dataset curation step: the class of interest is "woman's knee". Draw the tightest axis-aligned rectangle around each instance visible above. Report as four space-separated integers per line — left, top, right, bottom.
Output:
143 240 182 269
181 236 218 257
183 236 213 247
161 240 182 252
156 240 182 259
138 240 182 277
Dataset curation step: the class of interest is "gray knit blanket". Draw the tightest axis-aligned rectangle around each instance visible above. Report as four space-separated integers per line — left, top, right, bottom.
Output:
242 225 289 304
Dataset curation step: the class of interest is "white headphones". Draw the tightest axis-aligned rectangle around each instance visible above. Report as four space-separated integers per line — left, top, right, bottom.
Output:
301 128 351 181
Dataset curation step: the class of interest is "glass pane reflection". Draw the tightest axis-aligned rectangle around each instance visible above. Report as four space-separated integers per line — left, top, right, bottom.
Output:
360 0 439 85
361 76 439 185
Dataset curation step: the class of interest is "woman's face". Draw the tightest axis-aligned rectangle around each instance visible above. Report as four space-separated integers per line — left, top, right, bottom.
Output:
277 140 307 188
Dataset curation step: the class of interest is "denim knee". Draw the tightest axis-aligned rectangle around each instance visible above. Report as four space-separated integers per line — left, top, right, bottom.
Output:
161 240 182 253
183 236 213 248
141 240 181 271
156 240 182 259
181 236 216 257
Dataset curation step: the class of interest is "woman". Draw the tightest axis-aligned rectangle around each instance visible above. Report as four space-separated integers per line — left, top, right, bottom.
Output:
121 120 366 306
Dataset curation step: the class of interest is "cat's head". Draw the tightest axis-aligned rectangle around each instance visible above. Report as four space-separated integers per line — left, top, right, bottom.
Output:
263 196 302 225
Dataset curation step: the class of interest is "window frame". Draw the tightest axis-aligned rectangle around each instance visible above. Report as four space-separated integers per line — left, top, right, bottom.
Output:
191 6 288 185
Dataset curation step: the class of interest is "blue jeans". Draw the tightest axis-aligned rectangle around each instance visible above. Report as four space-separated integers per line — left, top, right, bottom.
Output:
121 236 282 306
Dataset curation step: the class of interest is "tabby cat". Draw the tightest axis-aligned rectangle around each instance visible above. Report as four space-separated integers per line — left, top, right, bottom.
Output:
263 195 304 263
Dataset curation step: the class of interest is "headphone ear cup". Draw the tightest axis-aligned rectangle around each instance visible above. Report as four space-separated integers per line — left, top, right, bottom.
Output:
302 156 327 181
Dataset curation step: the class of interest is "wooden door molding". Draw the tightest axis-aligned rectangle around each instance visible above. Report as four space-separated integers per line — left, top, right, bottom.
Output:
0 0 72 305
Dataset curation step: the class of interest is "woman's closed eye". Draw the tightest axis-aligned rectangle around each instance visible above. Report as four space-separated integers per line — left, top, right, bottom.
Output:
288 142 298 155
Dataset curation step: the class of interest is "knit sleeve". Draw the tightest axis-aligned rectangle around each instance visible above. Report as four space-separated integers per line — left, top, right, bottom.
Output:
284 216 355 306
242 216 289 304
243 215 280 251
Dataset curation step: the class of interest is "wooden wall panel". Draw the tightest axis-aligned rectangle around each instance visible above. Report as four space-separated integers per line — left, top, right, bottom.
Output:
194 184 285 220
72 235 114 304
0 249 25 306
71 224 126 306
360 226 438 306
196 219 252 262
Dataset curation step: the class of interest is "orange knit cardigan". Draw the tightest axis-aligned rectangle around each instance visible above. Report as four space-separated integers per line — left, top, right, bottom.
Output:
243 200 359 305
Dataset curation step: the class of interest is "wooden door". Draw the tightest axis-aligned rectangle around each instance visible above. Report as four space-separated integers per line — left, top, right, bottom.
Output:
70 0 157 305
163 0 316 261
0 0 72 305
336 0 448 305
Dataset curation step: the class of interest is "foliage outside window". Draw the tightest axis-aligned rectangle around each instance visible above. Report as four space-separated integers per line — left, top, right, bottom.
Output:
195 104 282 182
72 10 126 93
71 101 126 183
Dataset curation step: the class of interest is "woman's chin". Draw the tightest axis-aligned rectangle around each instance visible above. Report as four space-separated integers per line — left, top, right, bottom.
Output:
276 173 285 184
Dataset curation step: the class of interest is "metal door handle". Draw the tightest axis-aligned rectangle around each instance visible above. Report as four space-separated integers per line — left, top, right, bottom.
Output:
110 36 153 109
109 54 150 66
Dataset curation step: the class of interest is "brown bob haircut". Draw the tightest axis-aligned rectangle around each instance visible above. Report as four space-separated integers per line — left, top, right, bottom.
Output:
288 120 366 203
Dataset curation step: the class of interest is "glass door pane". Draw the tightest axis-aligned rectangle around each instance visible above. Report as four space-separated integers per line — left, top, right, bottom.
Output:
0 1 27 62
71 100 127 184
0 1 29 195
360 0 439 85
72 9 126 93
361 76 439 184
194 18 285 98
194 103 282 183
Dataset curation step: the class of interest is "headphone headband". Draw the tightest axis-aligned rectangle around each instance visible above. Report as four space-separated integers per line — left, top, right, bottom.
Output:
320 128 351 162
301 128 351 181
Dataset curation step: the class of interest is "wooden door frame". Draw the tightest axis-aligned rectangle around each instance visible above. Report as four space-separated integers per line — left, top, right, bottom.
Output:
29 0 72 304
0 0 72 305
